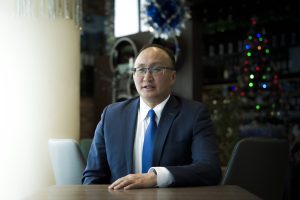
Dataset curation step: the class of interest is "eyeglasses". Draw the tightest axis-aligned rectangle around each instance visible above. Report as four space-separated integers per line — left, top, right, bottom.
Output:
131 66 176 77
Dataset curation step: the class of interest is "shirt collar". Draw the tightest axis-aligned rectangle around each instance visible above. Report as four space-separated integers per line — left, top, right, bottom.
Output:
139 95 171 122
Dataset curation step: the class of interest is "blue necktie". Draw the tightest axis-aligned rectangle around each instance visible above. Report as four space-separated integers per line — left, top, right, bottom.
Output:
142 109 157 173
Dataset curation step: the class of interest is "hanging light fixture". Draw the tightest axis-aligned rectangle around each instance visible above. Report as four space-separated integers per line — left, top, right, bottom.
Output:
15 0 82 29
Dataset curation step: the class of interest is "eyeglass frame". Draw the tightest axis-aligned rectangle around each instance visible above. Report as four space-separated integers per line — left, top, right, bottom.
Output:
130 66 176 77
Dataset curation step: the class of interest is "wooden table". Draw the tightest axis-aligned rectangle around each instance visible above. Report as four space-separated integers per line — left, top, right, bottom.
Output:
26 185 262 200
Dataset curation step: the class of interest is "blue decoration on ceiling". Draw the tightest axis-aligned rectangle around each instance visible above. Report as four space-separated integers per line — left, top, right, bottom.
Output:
143 0 191 39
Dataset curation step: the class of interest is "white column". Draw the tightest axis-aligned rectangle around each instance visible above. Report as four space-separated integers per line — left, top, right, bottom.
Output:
0 1 80 199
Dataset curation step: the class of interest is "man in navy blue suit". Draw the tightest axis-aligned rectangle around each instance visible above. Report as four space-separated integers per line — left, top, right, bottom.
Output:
82 44 222 189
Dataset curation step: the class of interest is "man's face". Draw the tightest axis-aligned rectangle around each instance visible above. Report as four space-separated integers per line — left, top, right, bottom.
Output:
133 47 176 107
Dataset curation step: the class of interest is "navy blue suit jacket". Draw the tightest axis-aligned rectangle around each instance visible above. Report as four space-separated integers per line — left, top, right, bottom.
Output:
82 95 222 186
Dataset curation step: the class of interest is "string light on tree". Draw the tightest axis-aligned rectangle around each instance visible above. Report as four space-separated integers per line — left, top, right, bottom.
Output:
238 17 284 124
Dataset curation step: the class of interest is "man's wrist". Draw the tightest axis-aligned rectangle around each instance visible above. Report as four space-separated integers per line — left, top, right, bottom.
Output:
147 169 158 187
149 167 174 187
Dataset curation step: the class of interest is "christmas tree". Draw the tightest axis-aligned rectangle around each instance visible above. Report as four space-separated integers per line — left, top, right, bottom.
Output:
238 18 285 127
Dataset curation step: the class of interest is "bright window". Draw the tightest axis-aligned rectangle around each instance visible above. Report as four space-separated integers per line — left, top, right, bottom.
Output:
114 0 139 37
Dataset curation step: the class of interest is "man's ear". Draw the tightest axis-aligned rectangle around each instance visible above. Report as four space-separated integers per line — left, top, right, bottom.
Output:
171 72 176 83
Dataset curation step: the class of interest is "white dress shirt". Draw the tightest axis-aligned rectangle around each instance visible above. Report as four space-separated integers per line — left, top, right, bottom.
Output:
133 95 175 187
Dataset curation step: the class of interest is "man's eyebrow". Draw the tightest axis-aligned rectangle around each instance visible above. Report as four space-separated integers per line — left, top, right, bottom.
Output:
134 62 164 67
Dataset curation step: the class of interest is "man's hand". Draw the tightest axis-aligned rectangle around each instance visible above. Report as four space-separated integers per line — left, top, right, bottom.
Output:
108 172 157 190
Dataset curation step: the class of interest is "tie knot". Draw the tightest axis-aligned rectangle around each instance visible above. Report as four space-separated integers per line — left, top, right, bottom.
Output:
148 109 156 120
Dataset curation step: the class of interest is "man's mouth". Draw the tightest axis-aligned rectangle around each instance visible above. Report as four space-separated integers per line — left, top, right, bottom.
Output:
142 85 155 89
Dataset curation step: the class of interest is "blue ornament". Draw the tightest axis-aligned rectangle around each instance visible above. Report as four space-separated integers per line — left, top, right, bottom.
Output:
143 0 191 39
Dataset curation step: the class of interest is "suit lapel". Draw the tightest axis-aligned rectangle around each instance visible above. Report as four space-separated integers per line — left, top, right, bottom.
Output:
152 95 179 166
124 98 139 174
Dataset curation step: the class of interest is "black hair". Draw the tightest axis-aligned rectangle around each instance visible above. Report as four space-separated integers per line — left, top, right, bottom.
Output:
137 43 176 68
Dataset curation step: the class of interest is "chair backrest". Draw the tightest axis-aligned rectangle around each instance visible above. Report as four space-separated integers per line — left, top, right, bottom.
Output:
221 137 289 200
79 138 93 162
48 138 85 185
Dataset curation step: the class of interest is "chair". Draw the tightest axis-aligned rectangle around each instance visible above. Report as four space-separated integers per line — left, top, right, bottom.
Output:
221 137 289 200
79 138 93 162
48 138 85 185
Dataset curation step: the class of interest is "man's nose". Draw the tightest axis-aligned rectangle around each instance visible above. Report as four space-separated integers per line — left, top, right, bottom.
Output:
143 70 154 80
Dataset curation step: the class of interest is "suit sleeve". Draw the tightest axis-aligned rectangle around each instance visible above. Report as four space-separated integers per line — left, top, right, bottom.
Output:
166 105 222 187
82 107 111 184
